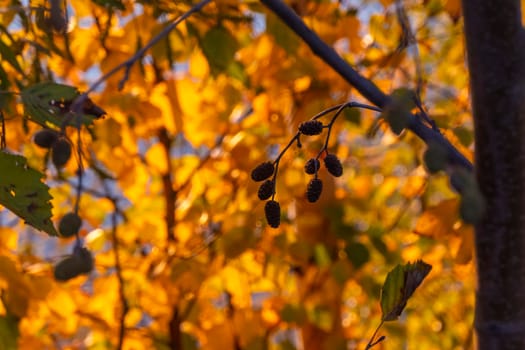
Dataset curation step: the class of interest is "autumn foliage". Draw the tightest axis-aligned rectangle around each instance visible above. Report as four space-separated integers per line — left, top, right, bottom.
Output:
0 0 480 349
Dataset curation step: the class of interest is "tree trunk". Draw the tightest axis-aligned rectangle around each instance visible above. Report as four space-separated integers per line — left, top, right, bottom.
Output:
461 1 525 348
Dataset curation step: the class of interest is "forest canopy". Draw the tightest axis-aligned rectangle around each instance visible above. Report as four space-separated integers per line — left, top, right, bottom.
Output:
0 0 487 349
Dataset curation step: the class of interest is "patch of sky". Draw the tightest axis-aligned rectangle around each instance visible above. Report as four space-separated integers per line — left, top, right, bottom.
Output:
247 10 266 37
338 0 384 23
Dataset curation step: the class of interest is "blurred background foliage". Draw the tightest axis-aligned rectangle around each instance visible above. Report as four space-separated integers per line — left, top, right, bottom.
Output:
0 0 487 348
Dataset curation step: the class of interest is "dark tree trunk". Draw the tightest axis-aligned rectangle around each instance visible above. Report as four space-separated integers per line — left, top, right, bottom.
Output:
461 0 525 348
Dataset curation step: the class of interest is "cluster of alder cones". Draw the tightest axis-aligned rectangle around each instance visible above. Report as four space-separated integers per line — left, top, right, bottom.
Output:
251 120 343 228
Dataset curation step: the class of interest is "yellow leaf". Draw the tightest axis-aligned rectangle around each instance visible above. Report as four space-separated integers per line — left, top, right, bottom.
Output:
145 143 168 174
444 0 462 21
414 198 459 238
201 323 235 350
189 49 210 79
0 227 17 251
150 81 184 134
70 27 104 70
455 225 474 265
401 175 426 198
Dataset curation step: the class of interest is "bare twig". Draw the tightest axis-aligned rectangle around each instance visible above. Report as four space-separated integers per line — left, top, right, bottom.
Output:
107 189 128 350
0 111 6 149
260 0 473 171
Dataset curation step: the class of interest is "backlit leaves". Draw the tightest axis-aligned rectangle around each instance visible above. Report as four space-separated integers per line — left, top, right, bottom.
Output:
0 0 478 348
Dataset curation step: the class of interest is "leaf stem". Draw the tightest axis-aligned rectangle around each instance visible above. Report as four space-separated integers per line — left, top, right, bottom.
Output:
365 320 385 349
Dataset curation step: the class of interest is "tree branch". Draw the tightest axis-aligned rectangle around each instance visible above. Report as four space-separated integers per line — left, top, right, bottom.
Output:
260 0 473 171
158 127 177 243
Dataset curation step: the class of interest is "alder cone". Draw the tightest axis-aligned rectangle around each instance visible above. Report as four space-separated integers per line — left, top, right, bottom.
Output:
306 178 323 203
58 212 82 238
33 129 59 149
324 154 343 177
54 247 93 281
52 138 72 168
251 162 275 182
265 200 281 228
304 158 320 175
258 180 275 200
54 256 80 281
299 120 323 135
73 246 94 273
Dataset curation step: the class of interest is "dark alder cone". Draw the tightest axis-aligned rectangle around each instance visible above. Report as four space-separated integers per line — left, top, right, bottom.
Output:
251 162 275 182
54 256 80 281
258 180 275 200
306 178 323 203
33 129 59 149
298 120 323 135
51 138 72 168
73 246 94 273
304 158 320 175
54 247 93 281
324 154 343 177
58 212 82 238
265 200 281 228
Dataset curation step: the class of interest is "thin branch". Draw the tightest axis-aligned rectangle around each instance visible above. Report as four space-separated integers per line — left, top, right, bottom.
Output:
365 320 385 349
158 127 177 243
260 0 473 171
70 0 212 113
0 111 6 149
108 191 128 350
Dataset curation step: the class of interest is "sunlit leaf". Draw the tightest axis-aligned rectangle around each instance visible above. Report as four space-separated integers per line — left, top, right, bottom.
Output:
0 152 57 235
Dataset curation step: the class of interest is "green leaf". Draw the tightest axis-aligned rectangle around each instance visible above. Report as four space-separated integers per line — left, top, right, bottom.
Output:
91 0 125 10
380 260 431 321
313 243 331 267
460 187 486 224
344 108 361 125
201 26 238 75
344 241 370 269
0 152 57 236
21 82 98 128
423 141 448 174
0 67 13 110
280 304 307 324
0 38 23 75
266 13 299 54
226 60 248 85
0 315 19 350
382 88 414 135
